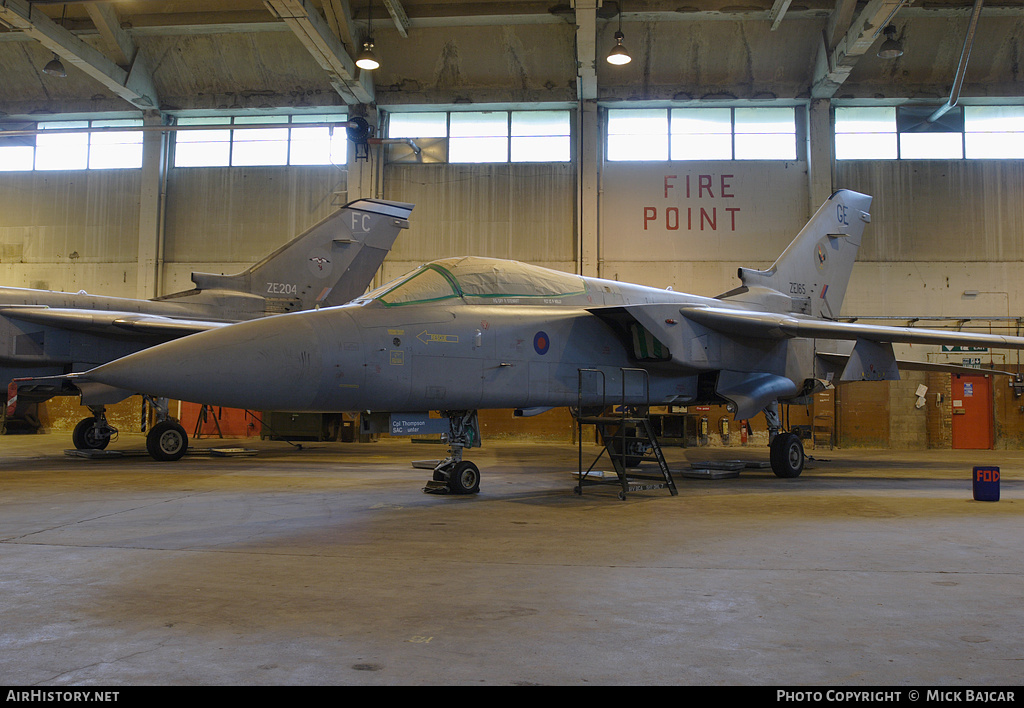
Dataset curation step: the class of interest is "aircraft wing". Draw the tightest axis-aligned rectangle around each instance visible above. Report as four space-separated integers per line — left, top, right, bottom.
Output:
0 306 231 337
679 304 1024 350
591 302 1024 418
815 351 1011 378
588 301 1024 367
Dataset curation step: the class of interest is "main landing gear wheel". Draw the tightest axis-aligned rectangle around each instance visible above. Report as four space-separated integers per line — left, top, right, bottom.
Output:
146 420 188 461
72 417 112 451
769 432 804 478
448 460 480 495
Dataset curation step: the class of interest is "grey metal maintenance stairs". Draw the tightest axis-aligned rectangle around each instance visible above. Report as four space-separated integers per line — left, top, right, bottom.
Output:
573 368 678 500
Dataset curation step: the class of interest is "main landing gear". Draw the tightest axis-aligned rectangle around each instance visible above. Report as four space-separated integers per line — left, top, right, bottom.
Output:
763 402 804 478
72 397 189 462
145 419 189 461
420 410 481 495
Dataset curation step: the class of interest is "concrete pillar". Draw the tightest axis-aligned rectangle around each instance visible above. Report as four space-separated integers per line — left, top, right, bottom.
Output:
347 105 379 202
807 98 834 212
348 105 386 290
136 111 167 299
577 100 599 277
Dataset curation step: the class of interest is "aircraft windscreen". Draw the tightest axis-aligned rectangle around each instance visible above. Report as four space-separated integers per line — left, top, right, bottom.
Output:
375 266 459 305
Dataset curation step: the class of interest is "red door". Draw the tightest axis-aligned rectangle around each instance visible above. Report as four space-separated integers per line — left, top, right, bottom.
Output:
952 374 993 450
179 402 260 439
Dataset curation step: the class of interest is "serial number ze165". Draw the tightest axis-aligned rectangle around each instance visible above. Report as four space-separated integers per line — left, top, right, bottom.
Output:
789 282 806 295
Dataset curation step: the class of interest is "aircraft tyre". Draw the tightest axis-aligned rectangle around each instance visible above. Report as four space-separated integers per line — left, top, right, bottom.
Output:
147 420 188 462
769 432 804 478
72 417 111 451
448 460 480 495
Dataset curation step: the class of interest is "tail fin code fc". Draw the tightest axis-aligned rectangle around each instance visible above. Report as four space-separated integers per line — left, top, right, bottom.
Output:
186 199 413 312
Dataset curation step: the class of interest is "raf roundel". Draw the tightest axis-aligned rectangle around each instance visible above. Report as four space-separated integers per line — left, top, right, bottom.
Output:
533 331 550 355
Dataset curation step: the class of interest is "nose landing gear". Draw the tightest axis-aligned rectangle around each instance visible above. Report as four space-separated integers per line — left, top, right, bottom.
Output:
420 410 482 495
72 408 117 451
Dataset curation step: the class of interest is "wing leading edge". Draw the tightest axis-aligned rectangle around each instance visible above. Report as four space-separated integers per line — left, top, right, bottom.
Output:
0 306 229 338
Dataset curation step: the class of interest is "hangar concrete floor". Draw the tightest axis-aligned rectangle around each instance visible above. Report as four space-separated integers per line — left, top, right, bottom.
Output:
1 432 1022 686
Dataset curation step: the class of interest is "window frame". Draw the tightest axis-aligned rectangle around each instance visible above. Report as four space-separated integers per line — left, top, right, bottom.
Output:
171 114 350 168
0 119 145 172
605 106 798 162
0 114 351 172
834 104 1024 161
385 109 573 164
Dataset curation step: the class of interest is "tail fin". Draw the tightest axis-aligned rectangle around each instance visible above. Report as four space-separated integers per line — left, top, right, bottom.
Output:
187 199 413 312
731 189 872 319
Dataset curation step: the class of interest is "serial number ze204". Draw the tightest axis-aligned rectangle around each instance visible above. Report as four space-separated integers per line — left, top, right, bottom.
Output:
267 282 298 295
789 282 806 295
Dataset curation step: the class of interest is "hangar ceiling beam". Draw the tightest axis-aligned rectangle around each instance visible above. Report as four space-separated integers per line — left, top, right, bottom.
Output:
381 0 412 38
321 0 358 52
824 0 860 52
265 0 374 104
84 2 135 67
768 0 794 30
0 0 158 110
811 0 908 98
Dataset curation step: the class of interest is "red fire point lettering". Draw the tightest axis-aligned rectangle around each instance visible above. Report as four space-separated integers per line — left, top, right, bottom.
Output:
645 174 739 231
643 206 741 231
665 174 736 198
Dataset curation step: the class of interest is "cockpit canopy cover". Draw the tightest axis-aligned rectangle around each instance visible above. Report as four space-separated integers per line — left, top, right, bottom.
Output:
371 257 587 306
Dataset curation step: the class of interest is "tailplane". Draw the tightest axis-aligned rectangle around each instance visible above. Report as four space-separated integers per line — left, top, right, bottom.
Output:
174 199 413 313
726 189 872 319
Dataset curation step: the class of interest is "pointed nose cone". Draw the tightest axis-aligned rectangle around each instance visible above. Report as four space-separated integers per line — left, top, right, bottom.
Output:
88 310 350 411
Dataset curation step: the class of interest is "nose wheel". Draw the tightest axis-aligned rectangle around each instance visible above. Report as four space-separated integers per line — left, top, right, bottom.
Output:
448 460 481 494
72 410 116 451
421 410 482 495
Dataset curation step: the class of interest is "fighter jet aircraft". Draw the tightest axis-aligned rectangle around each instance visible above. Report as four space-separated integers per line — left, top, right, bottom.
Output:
3 198 413 454
22 189 1024 490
